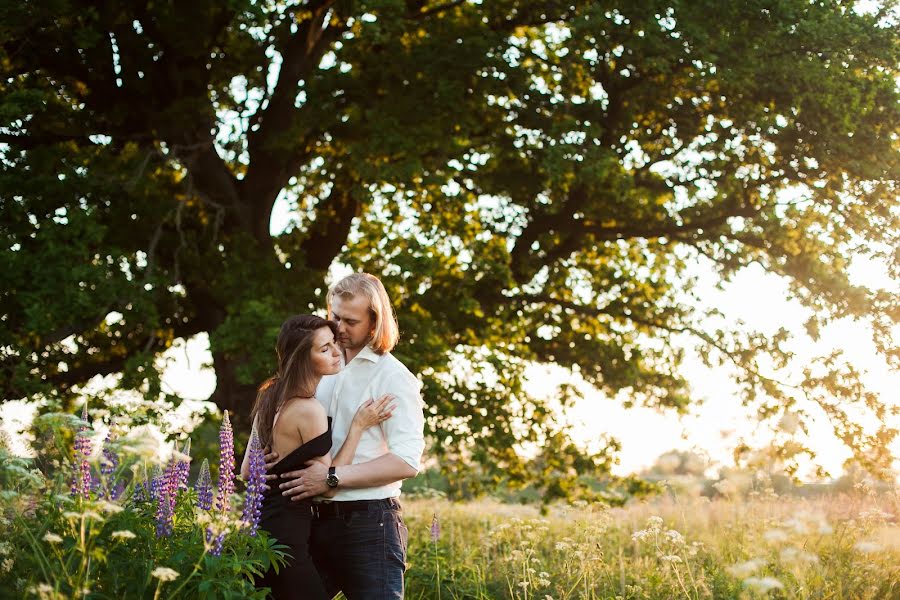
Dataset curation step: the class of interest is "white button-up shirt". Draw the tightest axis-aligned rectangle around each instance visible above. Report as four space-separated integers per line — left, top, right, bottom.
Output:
316 345 425 500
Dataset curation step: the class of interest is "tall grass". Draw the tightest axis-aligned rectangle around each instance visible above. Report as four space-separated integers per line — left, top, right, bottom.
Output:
403 487 900 599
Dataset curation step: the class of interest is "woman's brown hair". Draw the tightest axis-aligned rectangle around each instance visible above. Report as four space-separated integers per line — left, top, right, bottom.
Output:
251 314 338 450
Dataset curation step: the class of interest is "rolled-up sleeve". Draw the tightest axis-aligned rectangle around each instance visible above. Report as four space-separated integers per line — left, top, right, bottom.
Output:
379 368 426 473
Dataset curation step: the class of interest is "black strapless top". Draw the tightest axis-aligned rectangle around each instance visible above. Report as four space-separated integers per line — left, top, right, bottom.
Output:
263 418 333 500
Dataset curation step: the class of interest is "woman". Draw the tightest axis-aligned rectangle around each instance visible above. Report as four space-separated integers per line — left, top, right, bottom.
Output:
240 314 395 599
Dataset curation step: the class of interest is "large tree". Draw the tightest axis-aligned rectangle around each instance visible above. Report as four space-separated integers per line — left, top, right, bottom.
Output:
2 0 898 484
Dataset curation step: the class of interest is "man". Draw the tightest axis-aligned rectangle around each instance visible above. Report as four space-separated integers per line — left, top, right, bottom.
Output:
279 272 425 600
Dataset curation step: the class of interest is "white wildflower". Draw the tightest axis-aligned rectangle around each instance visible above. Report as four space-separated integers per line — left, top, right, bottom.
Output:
660 554 683 564
853 540 881 553
763 529 789 543
664 529 685 545
743 576 784 593
1 558 12 574
727 558 765 578
783 517 808 534
150 567 180 582
631 529 651 542
97 500 124 514
120 424 166 463
43 532 63 544
28 583 65 600
111 530 136 540
780 547 818 563
859 508 893 522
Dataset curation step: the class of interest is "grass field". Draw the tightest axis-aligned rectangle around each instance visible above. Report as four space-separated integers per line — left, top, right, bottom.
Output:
400 488 900 599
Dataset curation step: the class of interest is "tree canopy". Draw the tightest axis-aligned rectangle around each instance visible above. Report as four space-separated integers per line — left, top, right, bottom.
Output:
2 0 898 488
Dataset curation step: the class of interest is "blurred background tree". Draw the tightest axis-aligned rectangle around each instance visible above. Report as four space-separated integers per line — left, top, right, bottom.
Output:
2 0 898 489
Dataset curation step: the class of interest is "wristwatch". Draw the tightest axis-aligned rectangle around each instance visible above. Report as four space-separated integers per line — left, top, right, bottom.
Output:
326 466 340 488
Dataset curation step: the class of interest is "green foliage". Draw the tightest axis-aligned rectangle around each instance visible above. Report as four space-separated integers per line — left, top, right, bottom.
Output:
1 0 898 488
0 416 284 598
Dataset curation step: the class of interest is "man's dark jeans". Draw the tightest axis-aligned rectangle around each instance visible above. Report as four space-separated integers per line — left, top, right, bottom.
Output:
310 498 409 600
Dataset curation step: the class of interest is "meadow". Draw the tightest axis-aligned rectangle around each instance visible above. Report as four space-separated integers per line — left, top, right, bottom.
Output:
401 489 900 600
3 410 898 599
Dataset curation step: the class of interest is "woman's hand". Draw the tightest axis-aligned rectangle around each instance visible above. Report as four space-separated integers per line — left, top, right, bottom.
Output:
350 394 396 432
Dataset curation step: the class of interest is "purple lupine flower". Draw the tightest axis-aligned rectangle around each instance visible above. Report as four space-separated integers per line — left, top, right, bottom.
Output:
215 411 235 513
71 405 92 499
205 527 226 557
111 480 125 501
195 459 213 511
155 460 176 537
100 433 119 499
149 465 164 502
430 513 441 542
241 432 266 536
173 439 192 491
161 452 185 516
133 470 148 503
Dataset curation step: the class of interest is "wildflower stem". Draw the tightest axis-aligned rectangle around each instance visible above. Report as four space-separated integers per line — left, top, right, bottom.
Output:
166 546 208 598
433 538 441 600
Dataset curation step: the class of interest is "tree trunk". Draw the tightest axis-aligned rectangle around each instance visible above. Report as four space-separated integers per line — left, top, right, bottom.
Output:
208 350 257 432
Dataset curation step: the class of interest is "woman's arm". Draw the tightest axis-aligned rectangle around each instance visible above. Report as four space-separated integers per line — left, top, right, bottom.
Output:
240 416 259 481
331 394 395 467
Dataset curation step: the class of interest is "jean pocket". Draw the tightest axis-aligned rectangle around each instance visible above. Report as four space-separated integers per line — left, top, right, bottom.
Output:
397 521 409 555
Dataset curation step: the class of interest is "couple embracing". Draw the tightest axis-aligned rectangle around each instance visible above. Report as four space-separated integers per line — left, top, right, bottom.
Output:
240 273 425 599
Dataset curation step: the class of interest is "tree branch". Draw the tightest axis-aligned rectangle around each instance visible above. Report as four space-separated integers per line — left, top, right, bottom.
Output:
297 179 362 272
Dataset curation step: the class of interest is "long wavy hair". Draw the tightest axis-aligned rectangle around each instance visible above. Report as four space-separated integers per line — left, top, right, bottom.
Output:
328 272 399 355
251 314 338 450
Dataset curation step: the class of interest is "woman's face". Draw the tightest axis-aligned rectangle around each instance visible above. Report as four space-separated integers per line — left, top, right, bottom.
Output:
309 326 342 376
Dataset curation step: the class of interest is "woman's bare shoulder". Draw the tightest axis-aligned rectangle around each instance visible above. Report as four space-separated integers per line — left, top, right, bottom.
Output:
279 397 325 422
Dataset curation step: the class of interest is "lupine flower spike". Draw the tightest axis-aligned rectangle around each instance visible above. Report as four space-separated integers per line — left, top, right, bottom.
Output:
133 468 148 503
242 431 266 535
215 411 235 512
173 438 191 491
149 465 164 503
431 513 441 542
195 459 213 511
205 527 226 557
71 404 92 499
156 459 176 537
100 433 119 499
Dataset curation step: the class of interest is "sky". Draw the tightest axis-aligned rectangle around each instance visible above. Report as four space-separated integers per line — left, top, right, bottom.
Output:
527 258 899 479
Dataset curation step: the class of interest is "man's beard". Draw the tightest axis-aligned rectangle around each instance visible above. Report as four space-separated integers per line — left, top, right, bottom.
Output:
338 335 368 351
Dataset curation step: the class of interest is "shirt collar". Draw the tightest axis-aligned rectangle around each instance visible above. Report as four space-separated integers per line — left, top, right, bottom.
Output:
350 344 382 364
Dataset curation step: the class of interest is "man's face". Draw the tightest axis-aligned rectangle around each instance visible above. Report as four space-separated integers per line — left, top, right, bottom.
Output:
330 294 374 352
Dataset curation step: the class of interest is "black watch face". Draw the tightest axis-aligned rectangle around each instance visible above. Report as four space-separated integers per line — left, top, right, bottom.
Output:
326 474 339 488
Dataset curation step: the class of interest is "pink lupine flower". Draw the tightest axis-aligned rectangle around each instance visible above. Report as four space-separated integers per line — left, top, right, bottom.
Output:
215 411 235 512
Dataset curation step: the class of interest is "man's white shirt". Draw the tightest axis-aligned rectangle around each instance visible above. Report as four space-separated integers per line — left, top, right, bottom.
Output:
316 345 425 501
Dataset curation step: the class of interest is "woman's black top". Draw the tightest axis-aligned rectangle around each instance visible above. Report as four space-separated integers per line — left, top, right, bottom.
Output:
257 418 332 600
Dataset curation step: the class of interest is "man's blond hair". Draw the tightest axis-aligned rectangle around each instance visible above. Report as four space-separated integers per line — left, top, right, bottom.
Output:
328 273 399 355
